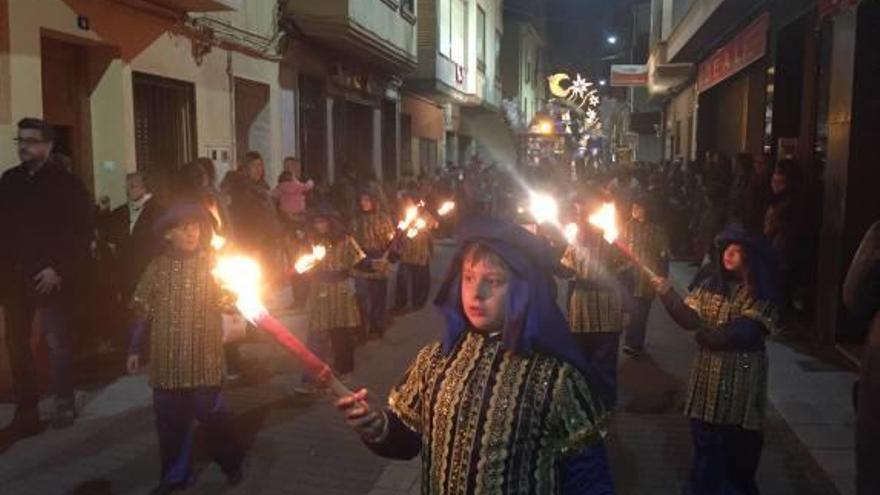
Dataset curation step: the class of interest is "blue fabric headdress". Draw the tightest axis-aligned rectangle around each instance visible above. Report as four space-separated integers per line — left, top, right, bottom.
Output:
434 217 612 405
707 222 780 305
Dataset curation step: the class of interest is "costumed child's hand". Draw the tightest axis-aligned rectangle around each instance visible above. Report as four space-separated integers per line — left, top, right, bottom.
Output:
335 388 387 441
650 276 672 295
126 354 140 374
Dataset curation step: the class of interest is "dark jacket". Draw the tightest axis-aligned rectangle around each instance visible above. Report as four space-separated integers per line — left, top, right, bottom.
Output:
0 160 92 303
842 221 880 495
101 197 165 300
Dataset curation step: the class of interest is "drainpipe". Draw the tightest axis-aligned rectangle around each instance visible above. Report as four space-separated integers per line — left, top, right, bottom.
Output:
227 49 237 170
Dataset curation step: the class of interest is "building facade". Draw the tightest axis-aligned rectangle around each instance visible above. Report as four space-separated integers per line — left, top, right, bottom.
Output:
402 0 509 173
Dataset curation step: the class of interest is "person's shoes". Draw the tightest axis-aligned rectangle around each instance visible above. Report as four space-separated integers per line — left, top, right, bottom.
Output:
622 345 642 357
51 398 77 430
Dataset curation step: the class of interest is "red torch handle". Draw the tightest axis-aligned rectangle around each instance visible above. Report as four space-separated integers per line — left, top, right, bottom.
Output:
255 314 354 398
612 240 659 280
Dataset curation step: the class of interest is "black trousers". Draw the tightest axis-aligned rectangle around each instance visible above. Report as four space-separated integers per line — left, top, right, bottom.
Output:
356 277 388 335
395 263 431 309
572 332 620 409
689 419 763 495
3 293 73 408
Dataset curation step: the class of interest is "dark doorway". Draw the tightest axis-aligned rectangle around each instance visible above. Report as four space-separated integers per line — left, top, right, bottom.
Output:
234 77 271 172
298 75 326 183
41 37 93 194
132 72 197 200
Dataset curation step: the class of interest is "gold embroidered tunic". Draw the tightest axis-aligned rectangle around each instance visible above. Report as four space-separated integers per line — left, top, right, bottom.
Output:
131 251 225 389
684 284 780 430
400 212 436 266
351 212 395 280
561 229 625 333
307 235 366 332
622 219 670 298
388 331 608 494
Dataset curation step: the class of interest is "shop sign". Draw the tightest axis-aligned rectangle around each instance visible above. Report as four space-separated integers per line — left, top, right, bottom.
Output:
697 12 769 94
610 65 648 87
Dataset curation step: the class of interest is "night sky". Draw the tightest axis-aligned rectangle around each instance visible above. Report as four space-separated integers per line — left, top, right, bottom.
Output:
542 0 642 77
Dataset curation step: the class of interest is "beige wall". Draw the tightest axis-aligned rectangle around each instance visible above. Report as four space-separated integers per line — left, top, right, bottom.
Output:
1 0 287 206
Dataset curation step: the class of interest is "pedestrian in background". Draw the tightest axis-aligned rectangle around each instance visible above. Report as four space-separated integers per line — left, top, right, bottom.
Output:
0 118 92 436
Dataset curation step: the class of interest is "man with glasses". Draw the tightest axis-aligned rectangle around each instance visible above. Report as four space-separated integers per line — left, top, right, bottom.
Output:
0 118 91 439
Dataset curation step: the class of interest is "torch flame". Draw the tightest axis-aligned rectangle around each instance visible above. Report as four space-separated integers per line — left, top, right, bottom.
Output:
588 202 619 243
406 218 428 239
397 206 420 230
294 244 327 274
206 203 227 251
212 255 266 322
563 222 580 244
437 201 455 216
529 192 560 226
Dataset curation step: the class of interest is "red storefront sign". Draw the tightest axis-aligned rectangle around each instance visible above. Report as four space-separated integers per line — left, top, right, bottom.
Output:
697 12 769 94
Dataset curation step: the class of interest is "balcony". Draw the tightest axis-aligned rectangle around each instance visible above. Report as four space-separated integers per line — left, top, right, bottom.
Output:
139 0 241 13
284 0 417 72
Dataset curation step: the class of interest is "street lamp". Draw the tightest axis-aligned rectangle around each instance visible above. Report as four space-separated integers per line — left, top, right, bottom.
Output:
599 79 607 86
606 35 617 45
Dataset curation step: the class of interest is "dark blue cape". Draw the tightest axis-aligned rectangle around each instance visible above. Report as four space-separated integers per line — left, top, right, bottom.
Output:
434 217 612 406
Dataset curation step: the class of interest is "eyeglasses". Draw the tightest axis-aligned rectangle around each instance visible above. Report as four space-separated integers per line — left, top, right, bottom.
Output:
14 137 48 146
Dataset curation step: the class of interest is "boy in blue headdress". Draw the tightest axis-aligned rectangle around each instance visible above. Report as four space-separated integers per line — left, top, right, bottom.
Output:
650 224 780 494
336 218 615 494
127 202 243 495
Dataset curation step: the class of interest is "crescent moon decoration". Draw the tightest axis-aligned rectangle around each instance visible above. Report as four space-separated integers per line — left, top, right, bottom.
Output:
547 73 573 98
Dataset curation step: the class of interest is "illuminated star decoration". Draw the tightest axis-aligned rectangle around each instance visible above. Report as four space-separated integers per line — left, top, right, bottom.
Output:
570 74 592 99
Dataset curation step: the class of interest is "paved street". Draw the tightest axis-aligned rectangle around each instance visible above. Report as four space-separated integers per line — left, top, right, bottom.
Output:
0 245 850 495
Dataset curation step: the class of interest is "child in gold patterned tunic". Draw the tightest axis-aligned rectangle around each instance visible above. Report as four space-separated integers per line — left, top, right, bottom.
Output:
392 192 437 313
560 194 628 408
299 205 367 390
621 194 670 356
352 189 395 339
335 218 615 494
126 202 243 494
650 225 779 494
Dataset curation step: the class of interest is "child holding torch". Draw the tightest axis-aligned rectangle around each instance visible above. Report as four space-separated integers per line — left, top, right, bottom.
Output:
649 225 779 494
335 218 614 494
296 204 369 393
126 202 243 494
351 188 396 339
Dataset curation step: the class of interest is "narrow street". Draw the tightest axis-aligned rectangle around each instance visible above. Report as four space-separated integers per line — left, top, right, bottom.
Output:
0 245 852 495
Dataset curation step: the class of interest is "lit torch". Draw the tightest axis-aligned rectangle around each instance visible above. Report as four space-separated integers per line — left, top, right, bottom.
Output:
437 201 455 217
206 203 227 251
293 245 327 274
587 202 658 279
529 192 560 226
563 222 580 245
213 255 354 398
